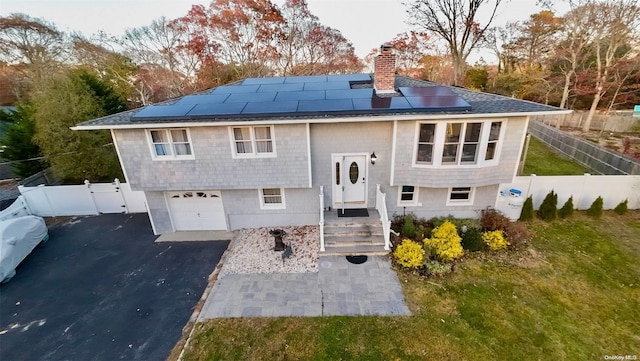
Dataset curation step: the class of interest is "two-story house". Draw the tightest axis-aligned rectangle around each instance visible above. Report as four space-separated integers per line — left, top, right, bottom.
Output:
74 45 569 254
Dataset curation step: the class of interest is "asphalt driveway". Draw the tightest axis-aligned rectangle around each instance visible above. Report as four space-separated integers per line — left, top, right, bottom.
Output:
0 213 229 361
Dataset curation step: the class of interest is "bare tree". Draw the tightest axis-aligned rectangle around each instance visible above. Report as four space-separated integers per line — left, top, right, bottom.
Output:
406 0 505 85
583 0 640 131
121 17 201 99
0 13 67 98
555 3 594 109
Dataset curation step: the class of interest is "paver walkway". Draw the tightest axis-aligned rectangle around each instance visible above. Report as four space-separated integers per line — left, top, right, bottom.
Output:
199 255 410 318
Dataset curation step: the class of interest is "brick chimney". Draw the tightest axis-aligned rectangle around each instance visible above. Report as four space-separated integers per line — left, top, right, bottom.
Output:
374 44 396 93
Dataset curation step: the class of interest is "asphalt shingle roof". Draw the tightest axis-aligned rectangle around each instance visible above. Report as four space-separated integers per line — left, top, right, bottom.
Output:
76 74 567 128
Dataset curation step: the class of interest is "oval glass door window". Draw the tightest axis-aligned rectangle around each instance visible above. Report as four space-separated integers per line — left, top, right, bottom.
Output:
349 162 359 184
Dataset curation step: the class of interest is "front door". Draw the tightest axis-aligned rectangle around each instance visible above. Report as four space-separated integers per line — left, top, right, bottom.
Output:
332 154 367 208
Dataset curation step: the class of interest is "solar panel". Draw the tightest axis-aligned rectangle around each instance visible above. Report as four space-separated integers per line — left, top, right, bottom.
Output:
242 77 286 85
186 102 247 116
242 100 299 114
132 75 473 120
212 85 260 94
257 83 304 92
284 75 327 83
298 99 354 112
275 90 325 101
225 92 277 103
133 103 196 118
405 96 471 110
326 88 373 99
176 94 229 105
303 81 350 91
327 74 372 82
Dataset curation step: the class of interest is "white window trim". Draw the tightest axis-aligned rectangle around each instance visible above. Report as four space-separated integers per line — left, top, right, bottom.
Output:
259 188 286 210
412 119 507 168
147 128 195 160
397 185 419 207
229 125 277 159
446 187 475 206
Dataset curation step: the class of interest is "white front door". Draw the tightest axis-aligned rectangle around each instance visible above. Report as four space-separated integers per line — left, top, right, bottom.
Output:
332 154 367 208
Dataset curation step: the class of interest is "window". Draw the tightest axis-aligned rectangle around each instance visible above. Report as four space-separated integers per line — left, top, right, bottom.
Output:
416 123 436 164
149 129 193 159
442 122 482 165
447 187 474 205
485 121 502 161
231 126 275 157
413 119 505 167
398 185 419 206
259 188 285 209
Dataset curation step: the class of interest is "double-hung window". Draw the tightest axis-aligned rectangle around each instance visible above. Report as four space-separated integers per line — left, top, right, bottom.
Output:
149 129 193 159
447 187 474 205
398 185 419 206
231 126 275 157
485 121 502 161
259 188 285 209
416 124 436 164
442 122 482 165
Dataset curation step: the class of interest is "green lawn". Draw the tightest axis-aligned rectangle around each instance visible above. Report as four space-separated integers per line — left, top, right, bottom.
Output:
522 136 589 175
178 212 640 361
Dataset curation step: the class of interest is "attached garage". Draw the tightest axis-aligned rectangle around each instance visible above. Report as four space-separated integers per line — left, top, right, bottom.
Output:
166 191 227 231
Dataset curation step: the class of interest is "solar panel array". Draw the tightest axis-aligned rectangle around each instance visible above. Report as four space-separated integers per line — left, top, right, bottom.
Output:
132 73 471 120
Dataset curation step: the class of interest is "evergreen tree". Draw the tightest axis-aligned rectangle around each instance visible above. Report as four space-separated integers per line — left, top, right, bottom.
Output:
1 105 45 178
537 190 558 221
519 195 535 221
558 196 574 219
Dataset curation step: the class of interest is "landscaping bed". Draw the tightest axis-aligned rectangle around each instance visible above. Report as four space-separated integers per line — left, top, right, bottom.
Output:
176 211 640 361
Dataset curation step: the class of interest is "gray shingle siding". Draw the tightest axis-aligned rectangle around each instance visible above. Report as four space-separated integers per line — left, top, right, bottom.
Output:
145 191 173 234
223 188 318 230
114 123 310 191
385 184 499 220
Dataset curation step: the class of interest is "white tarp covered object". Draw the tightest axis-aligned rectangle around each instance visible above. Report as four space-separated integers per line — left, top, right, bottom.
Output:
0 216 48 283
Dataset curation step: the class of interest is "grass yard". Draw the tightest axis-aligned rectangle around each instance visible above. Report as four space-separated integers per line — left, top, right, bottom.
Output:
522 136 589 175
178 212 640 361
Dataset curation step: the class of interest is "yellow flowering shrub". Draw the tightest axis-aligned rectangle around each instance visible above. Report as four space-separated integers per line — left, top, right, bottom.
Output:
423 221 463 262
393 239 425 269
482 230 509 251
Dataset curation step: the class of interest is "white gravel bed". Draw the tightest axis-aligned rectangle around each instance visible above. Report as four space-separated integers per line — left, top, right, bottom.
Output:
219 226 319 276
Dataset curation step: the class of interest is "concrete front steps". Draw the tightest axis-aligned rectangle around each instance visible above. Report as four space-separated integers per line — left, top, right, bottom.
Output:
321 209 389 256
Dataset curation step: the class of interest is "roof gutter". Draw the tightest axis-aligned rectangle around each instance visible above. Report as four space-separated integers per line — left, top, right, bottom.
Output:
71 109 573 130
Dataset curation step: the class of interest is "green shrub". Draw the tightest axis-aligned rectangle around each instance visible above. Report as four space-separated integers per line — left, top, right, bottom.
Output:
423 221 464 262
480 208 511 232
400 216 417 239
558 196 574 219
393 239 425 269
587 196 604 218
614 199 628 215
482 230 509 251
424 260 452 277
461 227 485 252
519 196 535 221
537 190 558 221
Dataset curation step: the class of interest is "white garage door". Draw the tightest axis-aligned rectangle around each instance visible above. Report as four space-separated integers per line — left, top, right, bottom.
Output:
167 191 227 231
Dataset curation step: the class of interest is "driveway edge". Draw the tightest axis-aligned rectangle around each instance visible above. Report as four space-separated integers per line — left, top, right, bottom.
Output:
168 234 238 361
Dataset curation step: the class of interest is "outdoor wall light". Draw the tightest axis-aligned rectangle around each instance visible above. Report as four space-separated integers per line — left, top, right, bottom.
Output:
371 152 377 165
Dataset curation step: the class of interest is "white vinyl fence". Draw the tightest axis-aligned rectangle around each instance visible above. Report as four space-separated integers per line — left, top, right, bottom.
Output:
499 174 640 210
16 179 146 217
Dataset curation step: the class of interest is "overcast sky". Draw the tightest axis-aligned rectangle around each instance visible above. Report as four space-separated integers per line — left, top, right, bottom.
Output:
1 0 557 63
